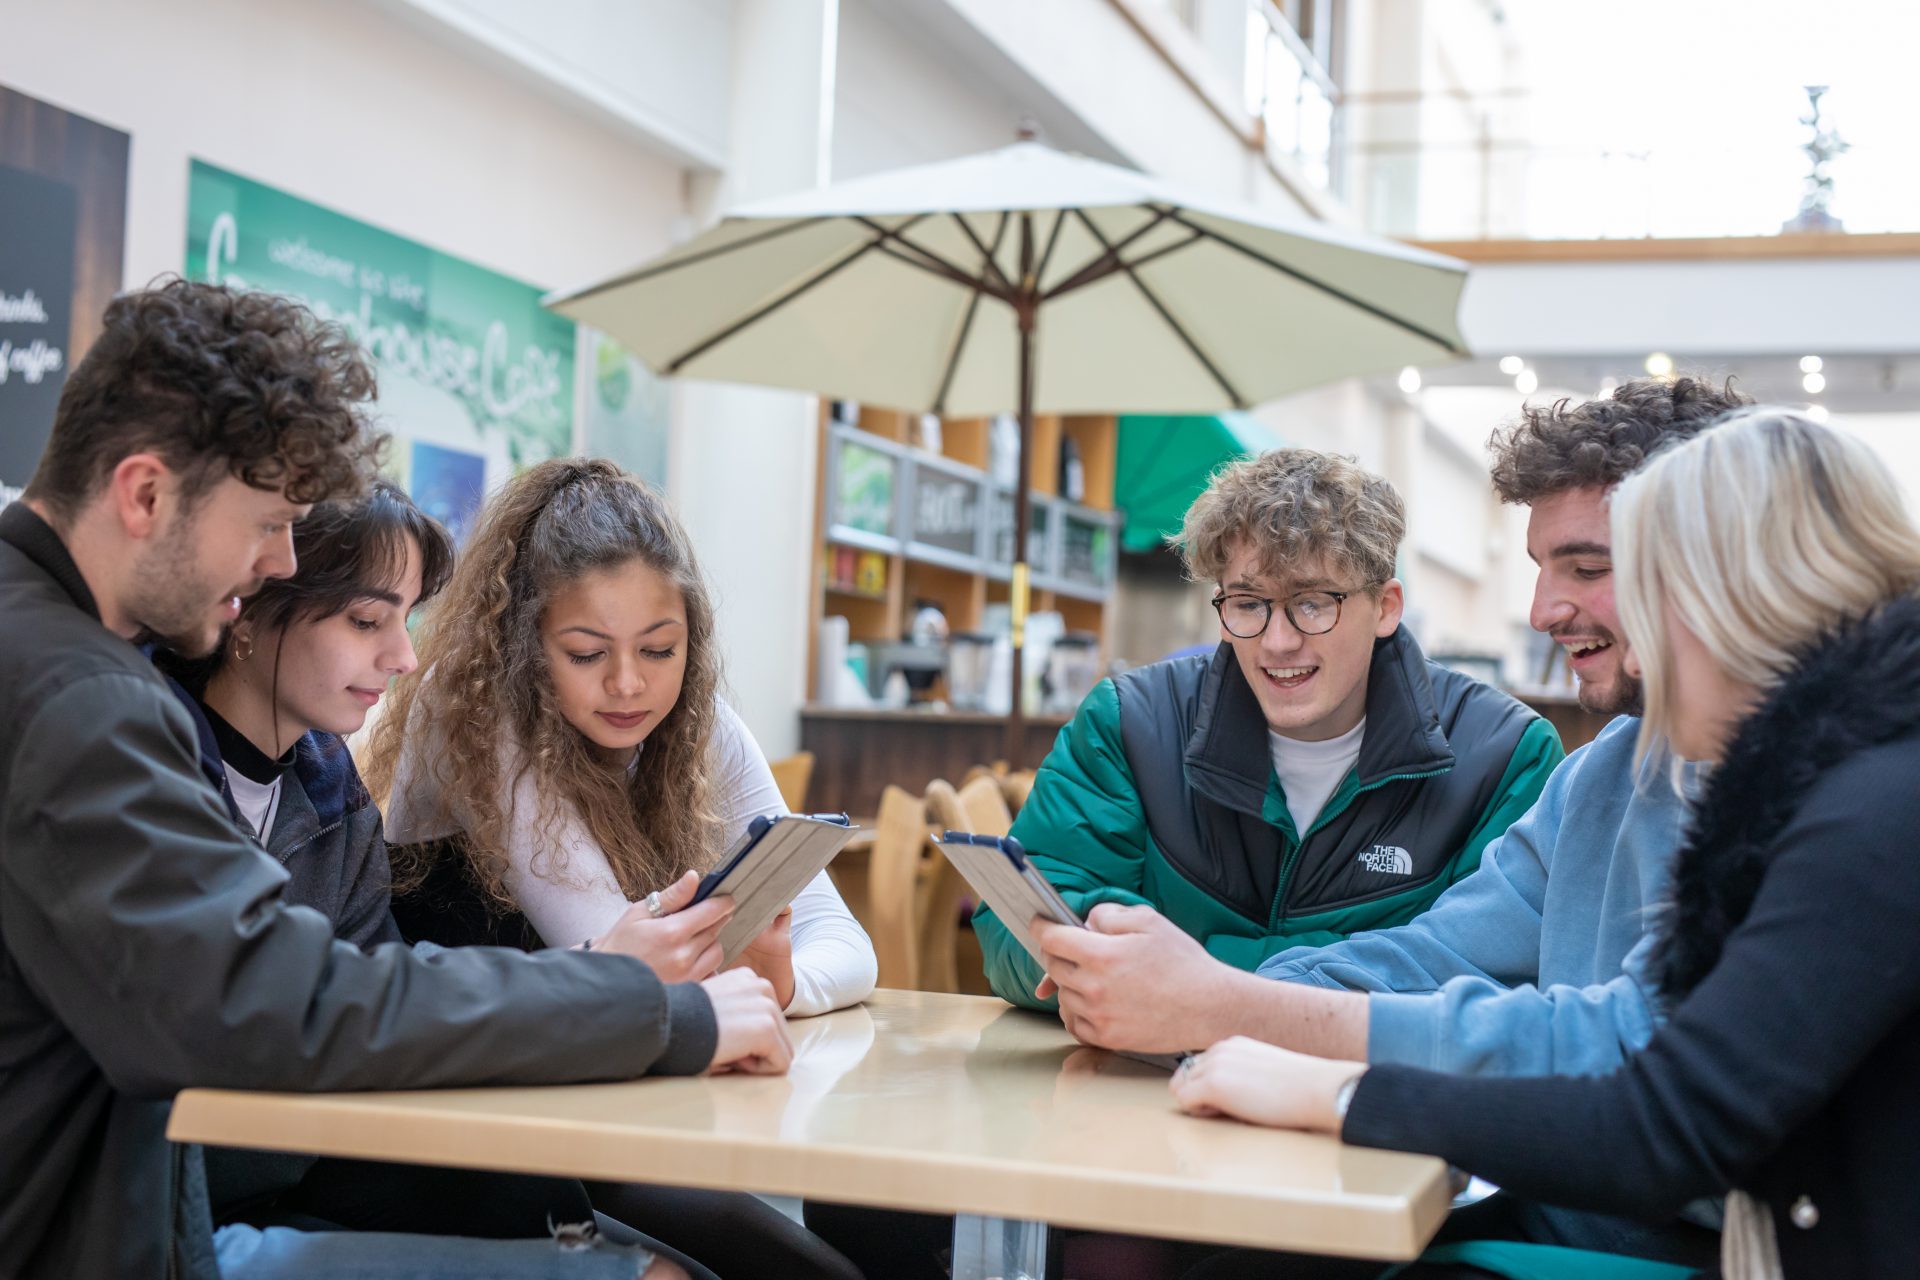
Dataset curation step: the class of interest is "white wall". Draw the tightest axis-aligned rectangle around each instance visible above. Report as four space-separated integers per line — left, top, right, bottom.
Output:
937 0 1314 216
0 0 688 298
377 0 735 168
668 0 840 757
833 0 1034 180
1458 253 1920 357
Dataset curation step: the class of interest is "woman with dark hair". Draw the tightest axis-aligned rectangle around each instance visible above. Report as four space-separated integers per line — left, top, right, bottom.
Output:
368 457 871 1280
154 480 628 1250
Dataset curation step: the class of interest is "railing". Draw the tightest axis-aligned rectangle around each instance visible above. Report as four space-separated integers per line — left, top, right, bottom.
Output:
1244 1 1343 194
1336 88 1910 242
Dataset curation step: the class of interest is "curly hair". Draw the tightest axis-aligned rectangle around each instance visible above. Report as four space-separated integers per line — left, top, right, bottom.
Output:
1487 375 1752 505
368 458 724 910
1175 448 1405 589
26 277 383 523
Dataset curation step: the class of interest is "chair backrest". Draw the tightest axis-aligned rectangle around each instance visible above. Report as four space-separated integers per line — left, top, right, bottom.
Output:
768 751 815 813
865 784 930 990
956 774 1014 838
1000 769 1036 814
915 779 976 994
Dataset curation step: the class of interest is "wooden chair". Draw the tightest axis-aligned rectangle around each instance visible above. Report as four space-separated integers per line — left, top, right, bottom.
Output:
918 780 983 994
955 774 1014 837
961 760 1035 818
768 750 815 812
960 760 1009 788
862 784 934 990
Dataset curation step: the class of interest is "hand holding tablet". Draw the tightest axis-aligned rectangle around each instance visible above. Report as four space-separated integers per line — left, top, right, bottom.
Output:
933 831 1193 1072
692 813 858 966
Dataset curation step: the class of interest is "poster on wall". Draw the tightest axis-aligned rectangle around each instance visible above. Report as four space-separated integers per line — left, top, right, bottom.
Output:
0 86 130 496
0 166 75 486
184 160 577 534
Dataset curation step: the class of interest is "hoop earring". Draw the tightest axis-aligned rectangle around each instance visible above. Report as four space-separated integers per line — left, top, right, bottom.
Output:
232 634 254 663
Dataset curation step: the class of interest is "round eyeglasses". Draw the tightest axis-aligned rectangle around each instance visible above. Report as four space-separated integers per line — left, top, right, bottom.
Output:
1211 589 1358 639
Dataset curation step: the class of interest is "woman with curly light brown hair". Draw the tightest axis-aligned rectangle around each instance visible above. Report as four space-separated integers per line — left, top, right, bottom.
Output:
368 456 873 1008
368 456 871 1280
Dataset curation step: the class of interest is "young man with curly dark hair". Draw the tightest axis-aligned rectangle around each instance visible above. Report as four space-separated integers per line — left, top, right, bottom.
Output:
0 279 792 1280
1019 378 1750 1271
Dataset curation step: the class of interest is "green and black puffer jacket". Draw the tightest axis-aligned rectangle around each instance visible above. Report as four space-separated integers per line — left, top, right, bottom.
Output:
976 629 1563 1007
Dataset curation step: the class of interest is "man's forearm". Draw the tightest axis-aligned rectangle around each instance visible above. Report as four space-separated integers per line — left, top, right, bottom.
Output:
1203 967 1370 1060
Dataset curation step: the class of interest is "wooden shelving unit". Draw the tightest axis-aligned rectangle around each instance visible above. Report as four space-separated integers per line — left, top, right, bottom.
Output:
806 403 1123 704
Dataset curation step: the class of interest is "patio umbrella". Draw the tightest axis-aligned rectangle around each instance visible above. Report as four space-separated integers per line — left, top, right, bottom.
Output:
545 140 1469 761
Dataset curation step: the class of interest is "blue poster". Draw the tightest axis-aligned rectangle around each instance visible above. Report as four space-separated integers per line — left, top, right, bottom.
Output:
410 440 487 545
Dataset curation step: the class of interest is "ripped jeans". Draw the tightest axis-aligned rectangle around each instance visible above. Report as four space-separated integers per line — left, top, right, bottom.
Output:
213 1222 658 1279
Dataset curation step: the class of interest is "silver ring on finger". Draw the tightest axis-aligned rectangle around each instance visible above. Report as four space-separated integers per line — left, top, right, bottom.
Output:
646 890 666 918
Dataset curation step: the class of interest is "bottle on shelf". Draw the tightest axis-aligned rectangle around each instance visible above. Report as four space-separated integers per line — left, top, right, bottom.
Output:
989 414 1021 488
1059 433 1085 504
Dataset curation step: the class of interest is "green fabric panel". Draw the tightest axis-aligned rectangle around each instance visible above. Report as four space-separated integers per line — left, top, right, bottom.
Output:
1115 412 1283 553
1397 1240 1700 1280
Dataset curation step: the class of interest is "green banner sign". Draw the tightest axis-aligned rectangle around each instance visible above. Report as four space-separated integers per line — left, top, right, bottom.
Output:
185 161 577 529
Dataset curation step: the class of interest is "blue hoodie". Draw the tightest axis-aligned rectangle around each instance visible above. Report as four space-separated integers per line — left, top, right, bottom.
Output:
1260 715 1689 1076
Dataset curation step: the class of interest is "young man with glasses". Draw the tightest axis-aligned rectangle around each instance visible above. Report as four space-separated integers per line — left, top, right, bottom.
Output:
974 448 1563 1009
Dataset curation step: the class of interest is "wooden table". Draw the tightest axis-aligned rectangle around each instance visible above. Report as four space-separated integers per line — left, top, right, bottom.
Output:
169 990 1450 1277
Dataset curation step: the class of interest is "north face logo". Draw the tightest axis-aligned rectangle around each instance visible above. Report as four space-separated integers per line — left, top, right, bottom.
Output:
1358 845 1413 875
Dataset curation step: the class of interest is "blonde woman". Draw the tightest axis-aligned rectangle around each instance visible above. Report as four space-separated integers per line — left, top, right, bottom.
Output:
367 458 869 1280
1168 409 1920 1280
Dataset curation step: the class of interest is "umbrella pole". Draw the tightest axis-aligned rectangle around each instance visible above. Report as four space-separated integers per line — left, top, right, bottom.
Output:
1006 303 1035 768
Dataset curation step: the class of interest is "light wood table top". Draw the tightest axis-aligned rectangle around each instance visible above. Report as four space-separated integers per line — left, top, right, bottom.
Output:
168 989 1450 1260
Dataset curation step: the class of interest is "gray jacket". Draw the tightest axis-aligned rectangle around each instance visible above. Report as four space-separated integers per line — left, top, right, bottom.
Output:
0 504 717 1279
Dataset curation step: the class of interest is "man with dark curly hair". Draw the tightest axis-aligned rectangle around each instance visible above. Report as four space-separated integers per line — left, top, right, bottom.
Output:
0 279 791 1280
1028 377 1751 1272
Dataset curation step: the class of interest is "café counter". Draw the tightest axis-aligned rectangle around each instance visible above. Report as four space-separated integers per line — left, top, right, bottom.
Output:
799 706 1069 816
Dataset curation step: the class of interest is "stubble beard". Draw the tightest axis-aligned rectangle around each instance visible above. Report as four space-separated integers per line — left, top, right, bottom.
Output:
1579 668 1645 718
124 519 224 658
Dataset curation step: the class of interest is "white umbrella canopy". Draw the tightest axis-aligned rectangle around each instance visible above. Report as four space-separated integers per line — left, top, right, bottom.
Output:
546 141 1468 417
545 140 1468 761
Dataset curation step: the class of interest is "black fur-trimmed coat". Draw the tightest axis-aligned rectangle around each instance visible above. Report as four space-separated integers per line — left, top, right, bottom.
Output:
1347 593 1920 1278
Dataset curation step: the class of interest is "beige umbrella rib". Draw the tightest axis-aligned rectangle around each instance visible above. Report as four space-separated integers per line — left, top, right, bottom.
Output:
664 234 887 374
559 217 828 303
1159 208 1466 356
930 214 1014 415
1074 208 1246 407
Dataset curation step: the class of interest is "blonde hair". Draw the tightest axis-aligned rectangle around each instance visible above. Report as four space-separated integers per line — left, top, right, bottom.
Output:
1176 448 1404 588
1611 408 1920 770
367 458 724 910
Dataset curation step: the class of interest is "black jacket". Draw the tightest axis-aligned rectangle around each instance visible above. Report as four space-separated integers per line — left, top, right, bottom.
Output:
0 504 717 1279
1346 594 1920 1278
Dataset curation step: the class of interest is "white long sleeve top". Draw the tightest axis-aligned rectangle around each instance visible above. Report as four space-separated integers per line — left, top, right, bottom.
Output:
387 698 876 1017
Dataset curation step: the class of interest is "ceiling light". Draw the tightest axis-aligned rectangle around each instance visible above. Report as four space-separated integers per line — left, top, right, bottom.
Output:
1802 372 1826 395
1806 404 1830 422
1397 366 1422 394
1498 355 1525 375
1515 369 1539 395
1799 355 1824 374
1644 352 1674 377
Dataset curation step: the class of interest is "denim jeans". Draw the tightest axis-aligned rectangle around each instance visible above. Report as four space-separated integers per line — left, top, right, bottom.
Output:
213 1223 656 1279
